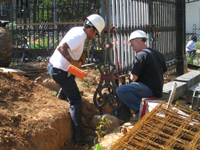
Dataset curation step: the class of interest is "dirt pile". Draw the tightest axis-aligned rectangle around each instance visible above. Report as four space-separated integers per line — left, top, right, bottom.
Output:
0 64 102 150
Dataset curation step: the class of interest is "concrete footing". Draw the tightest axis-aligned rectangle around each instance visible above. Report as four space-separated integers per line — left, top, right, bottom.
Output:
174 71 200 89
161 81 187 100
186 82 200 103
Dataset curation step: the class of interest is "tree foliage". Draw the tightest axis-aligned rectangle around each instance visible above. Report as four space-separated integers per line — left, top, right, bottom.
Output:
33 0 101 23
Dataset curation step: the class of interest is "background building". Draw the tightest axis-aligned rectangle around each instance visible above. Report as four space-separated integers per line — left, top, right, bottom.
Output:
186 0 200 41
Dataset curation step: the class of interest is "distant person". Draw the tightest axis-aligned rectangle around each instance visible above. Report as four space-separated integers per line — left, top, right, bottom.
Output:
47 14 105 144
116 30 168 122
186 34 197 57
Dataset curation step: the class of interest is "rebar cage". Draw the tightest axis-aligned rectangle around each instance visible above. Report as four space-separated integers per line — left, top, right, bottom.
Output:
110 101 200 150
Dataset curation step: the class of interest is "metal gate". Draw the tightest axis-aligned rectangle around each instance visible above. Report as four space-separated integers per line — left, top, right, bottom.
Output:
92 0 186 115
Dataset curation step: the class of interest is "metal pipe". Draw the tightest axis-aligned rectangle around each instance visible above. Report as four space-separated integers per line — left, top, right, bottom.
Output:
101 0 106 64
139 0 141 27
133 1 136 27
116 0 121 73
106 0 111 42
124 0 128 69
145 1 150 47
112 0 117 65
120 0 123 71
106 0 112 63
130 0 134 67
128 0 132 67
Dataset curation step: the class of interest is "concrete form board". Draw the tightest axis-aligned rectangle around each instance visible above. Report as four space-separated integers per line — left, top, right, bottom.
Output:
174 71 200 90
161 81 187 101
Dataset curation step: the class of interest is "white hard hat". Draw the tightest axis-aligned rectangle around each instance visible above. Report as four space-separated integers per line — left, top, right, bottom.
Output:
87 14 105 34
128 30 148 45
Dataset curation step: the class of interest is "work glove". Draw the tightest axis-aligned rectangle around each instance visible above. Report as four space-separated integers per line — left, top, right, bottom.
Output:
70 60 82 69
79 53 86 65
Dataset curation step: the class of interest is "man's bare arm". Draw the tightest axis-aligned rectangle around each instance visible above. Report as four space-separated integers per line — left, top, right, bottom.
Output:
57 43 74 62
164 71 168 76
130 73 138 82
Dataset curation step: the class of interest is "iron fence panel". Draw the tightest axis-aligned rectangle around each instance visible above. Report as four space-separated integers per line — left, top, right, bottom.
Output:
6 0 181 75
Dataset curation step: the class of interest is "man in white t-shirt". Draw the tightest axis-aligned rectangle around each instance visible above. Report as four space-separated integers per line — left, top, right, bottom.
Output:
47 14 105 144
186 34 197 57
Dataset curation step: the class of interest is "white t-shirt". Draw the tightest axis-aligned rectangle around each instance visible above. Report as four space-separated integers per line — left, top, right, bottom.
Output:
50 27 87 71
186 40 196 51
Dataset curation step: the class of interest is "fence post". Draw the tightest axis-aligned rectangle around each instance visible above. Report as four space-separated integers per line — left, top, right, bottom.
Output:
175 0 187 76
22 0 27 47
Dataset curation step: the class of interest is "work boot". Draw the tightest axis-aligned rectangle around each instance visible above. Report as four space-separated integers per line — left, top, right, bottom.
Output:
57 88 68 102
74 131 95 145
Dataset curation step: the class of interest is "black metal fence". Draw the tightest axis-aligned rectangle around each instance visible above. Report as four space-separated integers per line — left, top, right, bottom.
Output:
4 0 185 76
6 0 101 64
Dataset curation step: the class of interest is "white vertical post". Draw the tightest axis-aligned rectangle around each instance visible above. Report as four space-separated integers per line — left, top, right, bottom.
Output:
166 82 177 109
130 0 134 65
128 0 131 67
120 0 123 70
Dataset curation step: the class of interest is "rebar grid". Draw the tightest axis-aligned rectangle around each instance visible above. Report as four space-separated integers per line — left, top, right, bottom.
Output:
110 101 200 150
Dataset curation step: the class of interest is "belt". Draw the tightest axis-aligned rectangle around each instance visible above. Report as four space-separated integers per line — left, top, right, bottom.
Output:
48 62 67 73
48 62 54 67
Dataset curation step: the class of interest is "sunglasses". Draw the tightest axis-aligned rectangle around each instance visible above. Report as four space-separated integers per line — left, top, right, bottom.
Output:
94 29 99 36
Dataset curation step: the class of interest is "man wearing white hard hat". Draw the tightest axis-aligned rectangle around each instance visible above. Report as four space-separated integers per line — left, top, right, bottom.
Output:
47 14 105 144
116 30 168 122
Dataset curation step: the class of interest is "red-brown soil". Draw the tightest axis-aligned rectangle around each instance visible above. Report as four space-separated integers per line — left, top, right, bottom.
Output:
0 62 108 150
0 61 196 150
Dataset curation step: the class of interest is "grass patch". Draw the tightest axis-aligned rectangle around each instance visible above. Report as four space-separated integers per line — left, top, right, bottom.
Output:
83 82 90 88
196 41 200 48
52 91 57 97
77 84 83 90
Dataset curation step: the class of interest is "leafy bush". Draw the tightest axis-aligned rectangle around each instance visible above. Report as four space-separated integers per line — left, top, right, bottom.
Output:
196 41 200 48
186 53 200 66
28 37 58 49
6 21 24 45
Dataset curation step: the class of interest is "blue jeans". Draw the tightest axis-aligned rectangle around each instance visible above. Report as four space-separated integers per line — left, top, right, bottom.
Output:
116 82 153 121
187 50 196 57
47 63 82 133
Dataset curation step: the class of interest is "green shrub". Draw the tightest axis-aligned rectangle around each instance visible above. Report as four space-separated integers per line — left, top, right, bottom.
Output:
6 21 24 45
29 37 58 49
196 41 200 48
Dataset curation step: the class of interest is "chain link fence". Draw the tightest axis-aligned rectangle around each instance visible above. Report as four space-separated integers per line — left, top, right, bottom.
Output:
186 15 200 66
186 17 200 47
